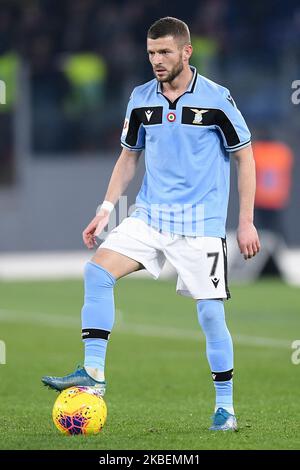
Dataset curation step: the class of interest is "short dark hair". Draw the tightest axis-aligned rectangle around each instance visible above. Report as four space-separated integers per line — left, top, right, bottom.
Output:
147 17 191 46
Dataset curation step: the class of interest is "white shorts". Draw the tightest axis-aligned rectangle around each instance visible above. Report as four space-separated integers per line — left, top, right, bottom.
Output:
100 217 230 300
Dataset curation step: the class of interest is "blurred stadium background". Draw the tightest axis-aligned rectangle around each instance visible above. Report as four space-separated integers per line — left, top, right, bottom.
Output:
0 0 300 450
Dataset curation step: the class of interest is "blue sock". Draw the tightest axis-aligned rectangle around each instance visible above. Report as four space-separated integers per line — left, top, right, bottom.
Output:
81 261 116 380
197 299 234 414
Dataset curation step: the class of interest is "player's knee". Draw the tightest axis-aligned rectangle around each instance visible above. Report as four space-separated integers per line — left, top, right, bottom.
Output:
84 261 116 291
197 299 224 329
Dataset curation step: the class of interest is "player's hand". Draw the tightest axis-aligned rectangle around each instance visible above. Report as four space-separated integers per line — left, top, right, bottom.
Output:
82 209 110 249
237 222 261 260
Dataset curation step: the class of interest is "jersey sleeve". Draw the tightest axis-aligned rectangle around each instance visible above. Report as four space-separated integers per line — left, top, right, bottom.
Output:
217 88 251 152
120 89 145 151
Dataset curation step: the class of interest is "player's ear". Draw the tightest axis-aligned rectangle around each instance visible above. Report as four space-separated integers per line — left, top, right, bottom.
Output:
182 44 193 62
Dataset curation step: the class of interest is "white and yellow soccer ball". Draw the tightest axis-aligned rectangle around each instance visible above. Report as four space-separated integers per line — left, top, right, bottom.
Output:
52 386 107 435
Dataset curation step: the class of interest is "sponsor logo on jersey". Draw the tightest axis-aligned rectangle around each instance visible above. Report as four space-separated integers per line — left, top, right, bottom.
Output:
145 110 154 122
226 95 235 107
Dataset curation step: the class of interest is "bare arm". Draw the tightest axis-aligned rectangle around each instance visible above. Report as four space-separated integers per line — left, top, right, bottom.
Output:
102 147 141 206
83 147 142 248
233 145 261 259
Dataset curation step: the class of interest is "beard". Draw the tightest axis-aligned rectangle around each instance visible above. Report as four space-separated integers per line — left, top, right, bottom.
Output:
154 60 184 83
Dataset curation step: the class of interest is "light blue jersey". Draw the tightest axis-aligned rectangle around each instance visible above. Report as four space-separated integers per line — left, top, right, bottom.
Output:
121 67 251 237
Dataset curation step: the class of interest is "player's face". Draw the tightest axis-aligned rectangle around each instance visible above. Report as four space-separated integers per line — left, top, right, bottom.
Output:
147 36 187 83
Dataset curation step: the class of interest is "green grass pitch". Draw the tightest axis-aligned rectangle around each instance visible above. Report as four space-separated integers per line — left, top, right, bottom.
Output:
0 277 299 450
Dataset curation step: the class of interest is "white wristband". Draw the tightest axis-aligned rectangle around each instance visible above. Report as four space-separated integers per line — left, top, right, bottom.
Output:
96 200 114 215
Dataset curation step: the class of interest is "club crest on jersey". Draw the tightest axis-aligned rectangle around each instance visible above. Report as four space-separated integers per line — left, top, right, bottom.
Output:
167 112 176 122
190 109 209 124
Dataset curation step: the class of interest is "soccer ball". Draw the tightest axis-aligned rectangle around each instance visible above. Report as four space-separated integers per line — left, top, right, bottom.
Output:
52 386 107 435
